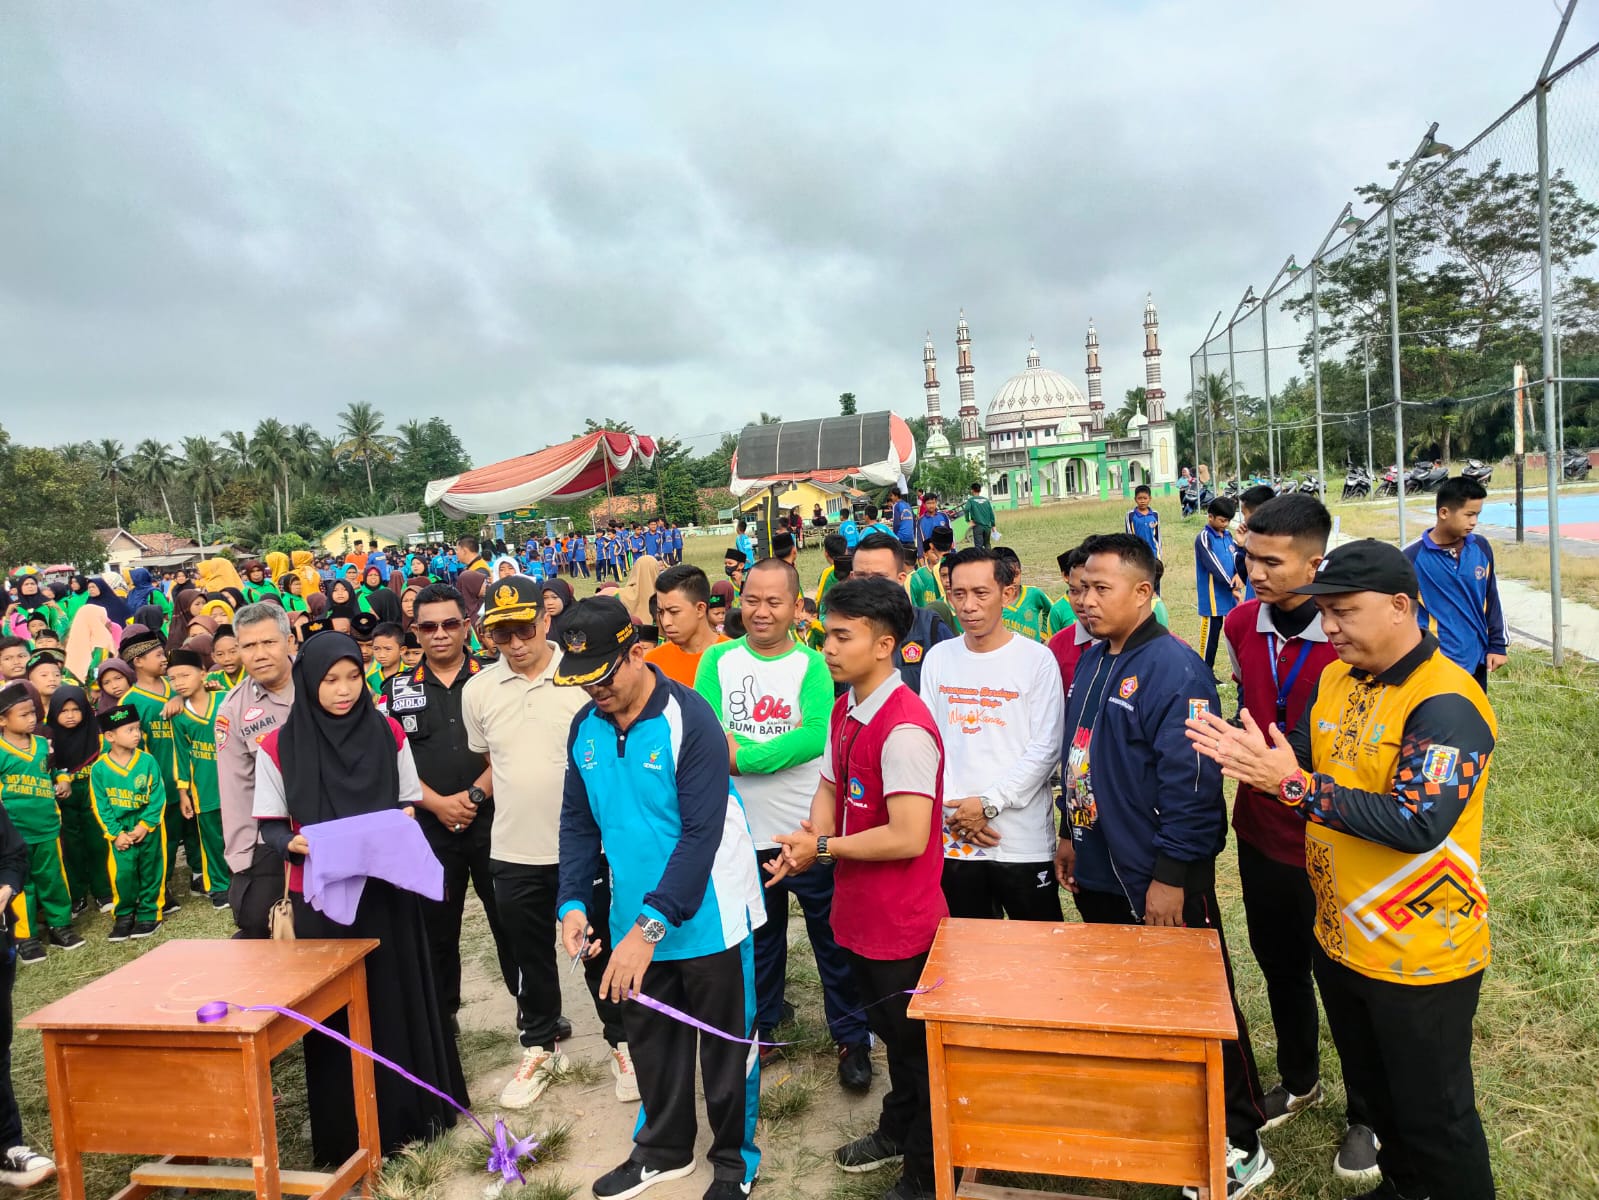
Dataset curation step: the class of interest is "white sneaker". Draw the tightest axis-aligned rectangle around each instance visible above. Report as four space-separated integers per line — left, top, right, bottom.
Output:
611 1040 641 1102
0 1145 55 1189
498 1045 567 1109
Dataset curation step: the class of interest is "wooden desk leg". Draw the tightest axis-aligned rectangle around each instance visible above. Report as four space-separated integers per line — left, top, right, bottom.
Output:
1204 1038 1226 1200
344 962 382 1197
924 1021 955 1200
39 1034 84 1200
244 1035 283 1200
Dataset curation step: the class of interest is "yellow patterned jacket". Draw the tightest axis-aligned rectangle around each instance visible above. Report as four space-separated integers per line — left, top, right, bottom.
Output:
1287 632 1495 985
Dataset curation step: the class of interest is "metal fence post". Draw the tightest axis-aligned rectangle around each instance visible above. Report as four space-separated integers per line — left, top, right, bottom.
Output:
1386 193 1409 545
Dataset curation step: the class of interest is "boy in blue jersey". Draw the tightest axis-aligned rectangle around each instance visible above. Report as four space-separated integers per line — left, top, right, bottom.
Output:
556 597 764 1200
1403 475 1508 691
1194 496 1243 671
734 519 755 564
644 521 662 561
837 507 860 550
889 488 916 549
1125 484 1162 592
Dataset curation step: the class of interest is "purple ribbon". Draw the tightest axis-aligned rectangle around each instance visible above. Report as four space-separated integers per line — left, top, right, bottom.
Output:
622 977 945 1047
196 1000 538 1184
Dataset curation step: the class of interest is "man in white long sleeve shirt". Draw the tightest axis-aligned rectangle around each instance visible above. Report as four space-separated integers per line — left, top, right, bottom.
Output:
920 547 1066 921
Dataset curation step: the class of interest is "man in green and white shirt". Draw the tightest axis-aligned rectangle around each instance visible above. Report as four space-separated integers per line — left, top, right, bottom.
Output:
694 558 872 1091
962 482 996 549
995 547 1056 644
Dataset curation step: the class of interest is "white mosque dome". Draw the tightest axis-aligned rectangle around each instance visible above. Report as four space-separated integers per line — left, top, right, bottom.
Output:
985 343 1089 435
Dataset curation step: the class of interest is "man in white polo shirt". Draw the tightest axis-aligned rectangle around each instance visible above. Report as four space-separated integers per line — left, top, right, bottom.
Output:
694 557 873 1092
463 575 636 1109
920 547 1066 921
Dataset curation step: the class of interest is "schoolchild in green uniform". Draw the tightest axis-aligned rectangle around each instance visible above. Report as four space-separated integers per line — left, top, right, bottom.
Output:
90 705 167 941
45 686 112 916
117 626 199 913
0 684 82 964
994 547 1056 643
367 622 404 699
166 651 230 906
204 624 246 694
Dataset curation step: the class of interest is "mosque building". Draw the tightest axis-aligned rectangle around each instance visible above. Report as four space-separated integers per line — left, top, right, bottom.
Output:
920 298 1177 506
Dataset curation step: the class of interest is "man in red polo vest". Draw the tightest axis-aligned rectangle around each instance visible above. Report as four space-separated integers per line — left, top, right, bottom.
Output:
767 576 947 1200
1223 493 1376 1187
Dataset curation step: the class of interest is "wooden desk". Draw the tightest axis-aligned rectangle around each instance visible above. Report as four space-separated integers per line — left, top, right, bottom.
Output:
22 938 381 1200
908 920 1237 1200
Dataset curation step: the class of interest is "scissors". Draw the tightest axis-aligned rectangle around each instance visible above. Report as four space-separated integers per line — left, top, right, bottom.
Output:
570 928 592 973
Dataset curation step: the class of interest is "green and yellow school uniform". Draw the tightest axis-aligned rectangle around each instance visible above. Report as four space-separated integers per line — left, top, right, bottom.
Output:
205 666 246 694
909 564 961 633
0 734 73 936
365 660 387 697
89 750 167 924
53 756 111 908
241 580 281 605
1003 585 1056 644
1049 594 1075 634
172 692 229 894
124 681 201 888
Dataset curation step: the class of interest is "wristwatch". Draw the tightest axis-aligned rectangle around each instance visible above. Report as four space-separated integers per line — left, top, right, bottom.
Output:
816 835 835 866
635 915 668 945
1277 770 1312 808
467 785 487 807
981 800 1000 821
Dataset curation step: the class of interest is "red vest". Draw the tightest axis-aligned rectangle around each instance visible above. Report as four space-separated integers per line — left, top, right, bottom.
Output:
1223 600 1341 867
828 682 948 961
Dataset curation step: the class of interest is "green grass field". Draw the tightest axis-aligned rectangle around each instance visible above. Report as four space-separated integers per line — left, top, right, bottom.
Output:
9 498 1595 1198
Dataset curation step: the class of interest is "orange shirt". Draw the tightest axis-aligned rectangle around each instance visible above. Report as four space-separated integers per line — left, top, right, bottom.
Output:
646 635 728 687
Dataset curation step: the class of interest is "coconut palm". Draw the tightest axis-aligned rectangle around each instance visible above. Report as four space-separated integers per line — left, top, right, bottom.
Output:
249 419 295 534
89 439 127 527
334 402 395 496
130 439 177 524
1108 387 1147 437
180 436 228 530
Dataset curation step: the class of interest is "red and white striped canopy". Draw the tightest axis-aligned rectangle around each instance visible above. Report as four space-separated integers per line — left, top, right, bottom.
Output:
424 431 658 518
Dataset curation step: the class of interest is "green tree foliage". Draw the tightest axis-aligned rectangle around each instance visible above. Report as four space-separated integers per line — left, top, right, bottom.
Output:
838 392 857 415
656 462 703 525
0 426 115 567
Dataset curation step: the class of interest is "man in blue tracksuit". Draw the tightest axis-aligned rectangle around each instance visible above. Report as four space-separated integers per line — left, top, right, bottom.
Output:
1403 475 1508 691
889 488 916 550
1058 533 1272 1197
1194 496 1243 672
556 597 764 1200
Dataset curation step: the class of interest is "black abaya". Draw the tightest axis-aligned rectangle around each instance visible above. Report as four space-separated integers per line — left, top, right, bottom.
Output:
293 880 467 1164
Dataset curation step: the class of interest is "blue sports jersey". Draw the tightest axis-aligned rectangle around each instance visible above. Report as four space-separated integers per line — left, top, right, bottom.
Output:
1403 531 1508 672
1125 507 1162 559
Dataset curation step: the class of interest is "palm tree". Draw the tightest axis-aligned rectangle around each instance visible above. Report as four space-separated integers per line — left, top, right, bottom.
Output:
89 439 127 528
131 439 177 524
288 423 329 500
180 436 228 530
334 402 395 496
1186 372 1236 476
249 419 294 534
1108 387 1147 437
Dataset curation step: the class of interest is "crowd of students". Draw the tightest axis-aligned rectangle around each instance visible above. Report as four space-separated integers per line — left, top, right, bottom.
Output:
0 475 1511 1199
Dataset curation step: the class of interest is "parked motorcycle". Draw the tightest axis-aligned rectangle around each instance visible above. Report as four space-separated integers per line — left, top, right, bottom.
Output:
1298 475 1321 495
1342 465 1372 501
1564 448 1592 481
1180 478 1201 517
1462 459 1494 488
1375 465 1399 498
1223 479 1240 499
1406 461 1449 494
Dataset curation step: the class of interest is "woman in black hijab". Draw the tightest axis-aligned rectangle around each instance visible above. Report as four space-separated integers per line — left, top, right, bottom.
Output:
83 577 132 627
46 686 111 913
132 604 167 639
254 633 465 1164
365 585 403 627
539 578 576 636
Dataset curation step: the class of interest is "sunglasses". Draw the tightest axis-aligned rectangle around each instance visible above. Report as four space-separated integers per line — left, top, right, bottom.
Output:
487 622 542 645
413 618 466 635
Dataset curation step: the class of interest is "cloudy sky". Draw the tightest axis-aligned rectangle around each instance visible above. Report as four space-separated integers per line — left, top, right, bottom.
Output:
3 1 1595 466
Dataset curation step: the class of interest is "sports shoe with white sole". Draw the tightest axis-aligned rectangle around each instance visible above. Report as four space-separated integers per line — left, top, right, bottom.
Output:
1333 1123 1382 1185
1182 1140 1275 1199
1258 1080 1323 1131
611 1041 641 1102
833 1130 902 1173
0 1145 56 1188
498 1045 567 1109
591 1157 695 1200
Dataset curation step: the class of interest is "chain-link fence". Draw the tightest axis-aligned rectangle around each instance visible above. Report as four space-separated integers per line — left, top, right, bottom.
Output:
1189 11 1597 662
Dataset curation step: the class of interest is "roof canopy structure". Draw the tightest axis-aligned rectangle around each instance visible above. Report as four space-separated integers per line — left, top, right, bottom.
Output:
729 412 916 498
425 431 658 519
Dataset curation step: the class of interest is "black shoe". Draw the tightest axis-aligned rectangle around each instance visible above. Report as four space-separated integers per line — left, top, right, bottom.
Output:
70 897 89 919
130 920 161 939
1259 1080 1322 1131
837 1042 873 1093
833 1130 902 1173
1334 1123 1382 1186
702 1181 753 1200
95 896 114 914
777 1000 796 1027
591 1157 695 1200
107 917 135 943
162 894 182 915
189 874 206 895
210 893 230 910
14 939 45 966
555 1015 574 1042
45 927 84 951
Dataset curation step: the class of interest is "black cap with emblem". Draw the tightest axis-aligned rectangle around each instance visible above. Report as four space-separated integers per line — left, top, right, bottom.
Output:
119 624 164 665
350 611 378 642
481 574 543 627
552 596 637 687
1290 538 1418 599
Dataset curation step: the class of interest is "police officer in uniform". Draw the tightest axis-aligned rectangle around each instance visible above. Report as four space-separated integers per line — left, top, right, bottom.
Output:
381 582 521 1035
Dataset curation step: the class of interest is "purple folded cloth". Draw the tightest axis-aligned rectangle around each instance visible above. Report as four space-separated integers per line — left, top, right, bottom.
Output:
300 808 444 924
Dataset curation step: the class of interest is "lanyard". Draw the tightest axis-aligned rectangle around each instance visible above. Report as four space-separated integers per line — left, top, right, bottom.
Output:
1266 634 1315 727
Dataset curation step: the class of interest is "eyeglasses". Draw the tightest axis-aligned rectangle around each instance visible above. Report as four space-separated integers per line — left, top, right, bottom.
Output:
487 623 542 645
414 618 466 634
